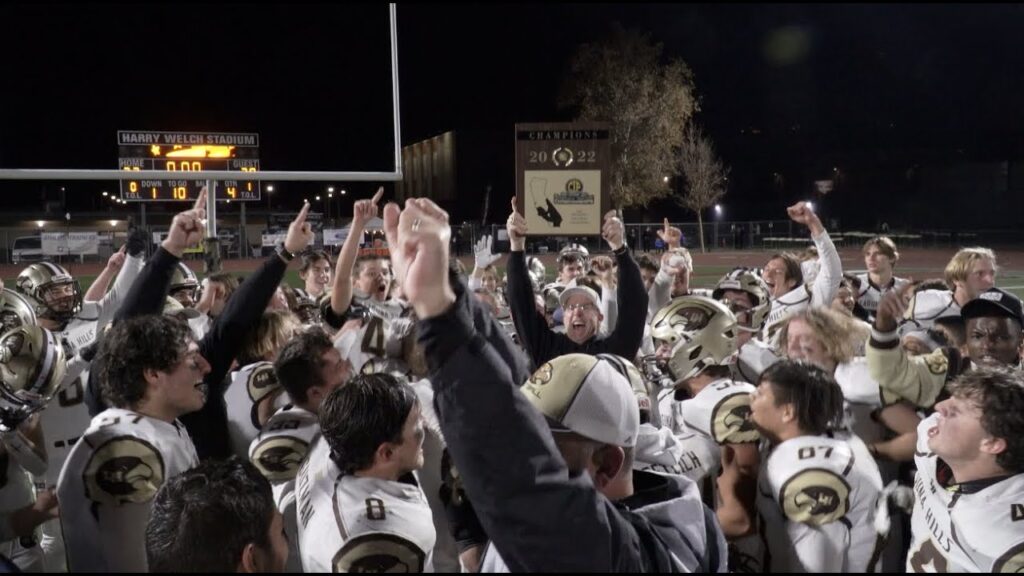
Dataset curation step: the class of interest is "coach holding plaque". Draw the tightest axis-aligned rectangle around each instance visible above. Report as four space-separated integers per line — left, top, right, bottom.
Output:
506 123 648 367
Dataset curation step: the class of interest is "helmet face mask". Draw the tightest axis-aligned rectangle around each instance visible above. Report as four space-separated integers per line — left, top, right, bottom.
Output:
712 268 772 333
0 325 66 431
16 263 82 324
650 296 739 385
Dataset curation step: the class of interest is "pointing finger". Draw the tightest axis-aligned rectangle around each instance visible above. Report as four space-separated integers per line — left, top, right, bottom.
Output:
371 186 384 205
294 201 311 224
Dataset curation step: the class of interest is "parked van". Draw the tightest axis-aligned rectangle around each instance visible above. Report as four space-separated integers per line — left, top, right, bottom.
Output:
11 236 43 264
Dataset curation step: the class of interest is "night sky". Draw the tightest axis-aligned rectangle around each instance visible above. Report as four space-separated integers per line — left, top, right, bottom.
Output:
4 4 1024 227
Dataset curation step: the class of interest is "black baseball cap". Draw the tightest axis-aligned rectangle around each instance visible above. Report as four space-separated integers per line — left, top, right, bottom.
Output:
961 288 1024 326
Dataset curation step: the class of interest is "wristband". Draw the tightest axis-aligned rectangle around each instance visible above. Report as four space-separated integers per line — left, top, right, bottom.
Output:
275 242 295 262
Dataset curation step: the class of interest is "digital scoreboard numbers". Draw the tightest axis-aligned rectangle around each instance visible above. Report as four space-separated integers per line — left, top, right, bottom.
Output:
118 131 261 202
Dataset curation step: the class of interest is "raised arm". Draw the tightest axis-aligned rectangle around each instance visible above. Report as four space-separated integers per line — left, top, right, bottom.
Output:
391 199 646 572
504 196 558 366
788 202 841 307
83 248 125 302
114 189 209 322
329 187 383 318
599 210 648 359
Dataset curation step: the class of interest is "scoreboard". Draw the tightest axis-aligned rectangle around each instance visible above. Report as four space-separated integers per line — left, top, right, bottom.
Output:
118 130 261 202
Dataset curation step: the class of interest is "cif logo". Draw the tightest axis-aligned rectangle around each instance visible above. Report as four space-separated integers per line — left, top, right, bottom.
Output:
565 179 584 193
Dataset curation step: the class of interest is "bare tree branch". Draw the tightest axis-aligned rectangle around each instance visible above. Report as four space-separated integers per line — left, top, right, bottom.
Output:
677 124 729 252
560 25 697 209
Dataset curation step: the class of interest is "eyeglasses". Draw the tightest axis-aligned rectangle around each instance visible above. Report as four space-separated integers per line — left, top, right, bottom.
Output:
565 302 597 313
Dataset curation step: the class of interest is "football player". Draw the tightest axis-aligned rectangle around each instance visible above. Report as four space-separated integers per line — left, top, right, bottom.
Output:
248 327 352 572
900 247 997 336
224 309 302 459
712 267 779 384
649 296 762 569
856 236 910 321
57 315 211 572
16 233 147 570
0 324 67 571
295 373 435 573
760 202 842 341
145 456 288 572
750 360 884 572
904 367 1024 572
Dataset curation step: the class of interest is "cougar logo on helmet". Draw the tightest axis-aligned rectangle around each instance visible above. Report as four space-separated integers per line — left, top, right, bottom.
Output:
0 325 66 430
651 296 739 384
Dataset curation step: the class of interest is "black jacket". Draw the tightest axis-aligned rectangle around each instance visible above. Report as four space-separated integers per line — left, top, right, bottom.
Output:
87 247 288 459
505 246 648 368
418 274 675 572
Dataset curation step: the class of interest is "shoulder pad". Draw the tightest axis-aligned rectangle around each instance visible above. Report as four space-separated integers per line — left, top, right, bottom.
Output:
780 468 851 526
250 435 310 483
84 436 166 505
332 532 426 573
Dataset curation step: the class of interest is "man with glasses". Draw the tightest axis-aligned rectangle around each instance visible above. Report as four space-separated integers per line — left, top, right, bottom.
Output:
506 198 648 366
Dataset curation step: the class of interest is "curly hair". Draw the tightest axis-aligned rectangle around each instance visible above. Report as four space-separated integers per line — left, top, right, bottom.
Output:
98 315 192 409
947 366 1024 474
777 306 869 365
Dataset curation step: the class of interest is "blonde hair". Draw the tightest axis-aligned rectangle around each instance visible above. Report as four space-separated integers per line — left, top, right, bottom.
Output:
777 307 869 365
944 247 997 290
238 309 302 365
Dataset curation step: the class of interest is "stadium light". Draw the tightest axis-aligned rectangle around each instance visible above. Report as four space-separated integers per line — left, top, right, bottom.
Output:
714 204 722 215
36 220 44 228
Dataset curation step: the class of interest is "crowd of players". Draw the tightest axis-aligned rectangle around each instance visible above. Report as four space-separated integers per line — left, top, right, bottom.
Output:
0 185 1020 572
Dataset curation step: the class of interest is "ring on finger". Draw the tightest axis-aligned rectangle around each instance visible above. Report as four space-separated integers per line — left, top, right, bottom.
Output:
411 218 422 232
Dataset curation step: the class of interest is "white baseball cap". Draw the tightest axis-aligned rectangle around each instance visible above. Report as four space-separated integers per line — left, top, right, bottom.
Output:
520 353 640 447
558 281 601 311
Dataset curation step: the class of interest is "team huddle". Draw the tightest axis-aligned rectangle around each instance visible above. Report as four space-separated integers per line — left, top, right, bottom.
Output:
0 187 1021 573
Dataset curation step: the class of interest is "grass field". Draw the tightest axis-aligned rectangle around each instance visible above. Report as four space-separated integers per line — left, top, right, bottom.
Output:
5 246 1024 300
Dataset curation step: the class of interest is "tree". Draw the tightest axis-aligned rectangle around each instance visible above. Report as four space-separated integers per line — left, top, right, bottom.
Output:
677 124 729 253
560 25 697 209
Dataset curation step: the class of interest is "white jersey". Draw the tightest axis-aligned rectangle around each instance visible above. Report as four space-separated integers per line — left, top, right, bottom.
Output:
250 405 322 574
655 379 759 483
757 432 883 573
732 338 780 384
906 414 1024 572
856 273 911 315
335 297 412 371
900 289 960 336
225 361 288 459
57 408 198 572
37 254 144 488
0 445 42 573
633 423 720 483
296 453 436 573
833 358 888 445
763 231 841 341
